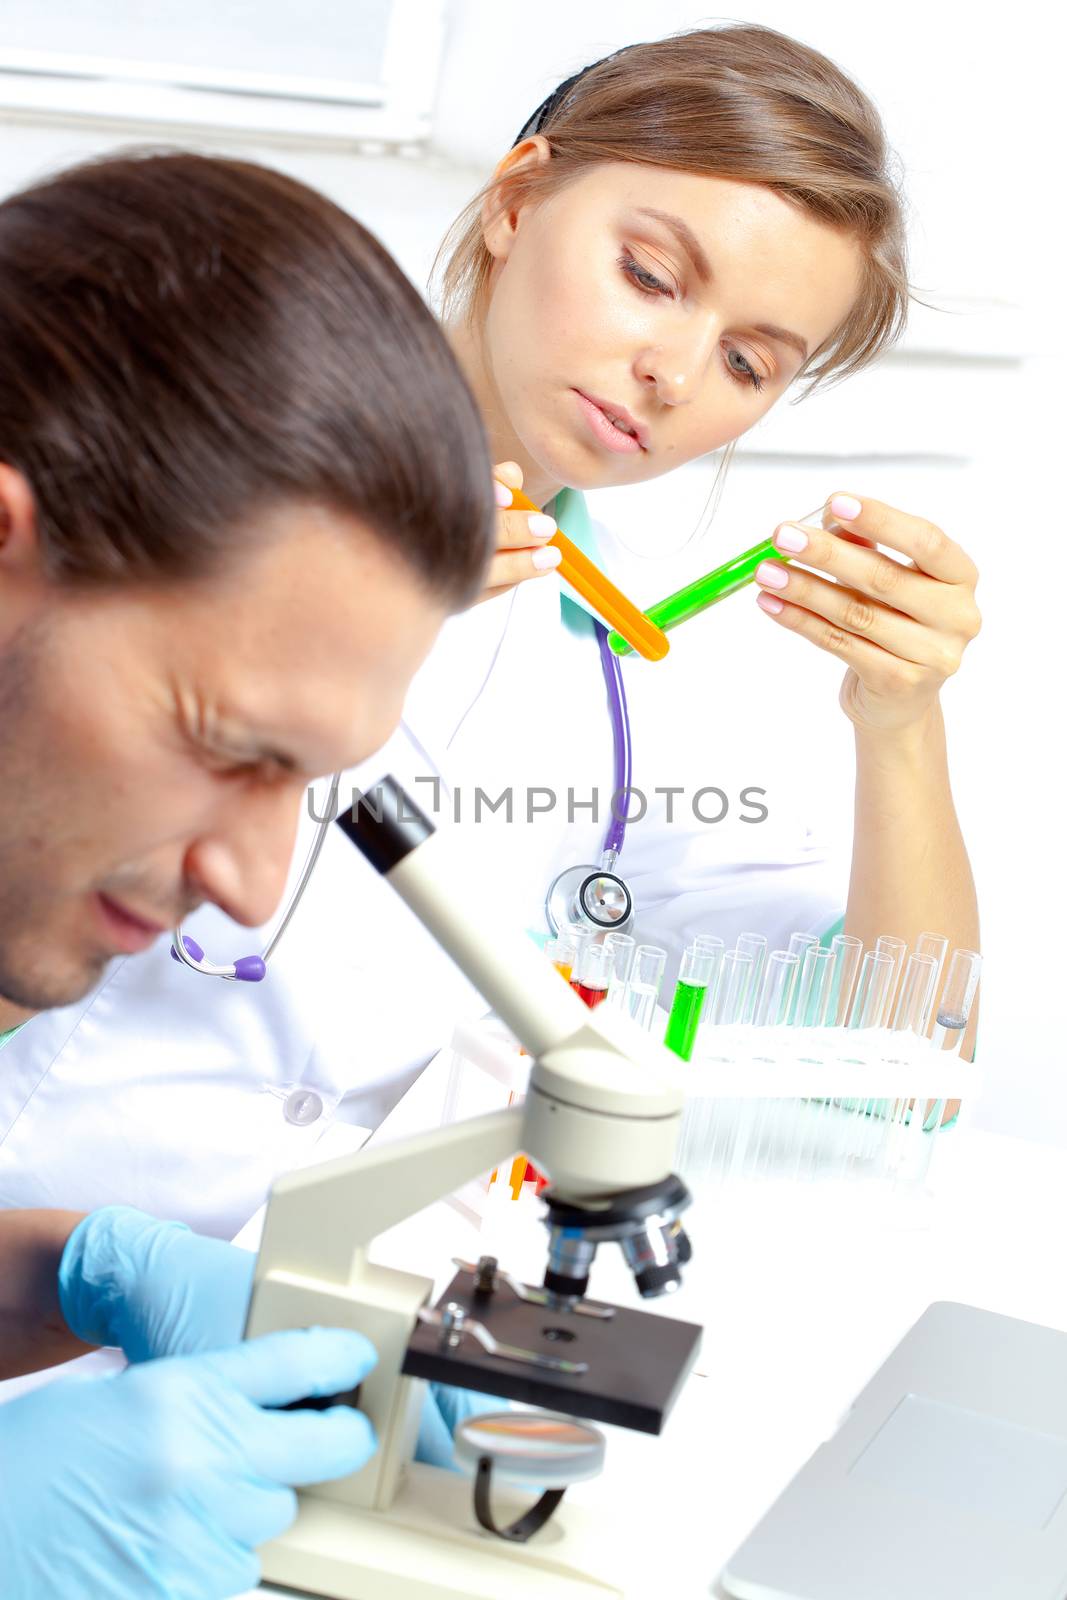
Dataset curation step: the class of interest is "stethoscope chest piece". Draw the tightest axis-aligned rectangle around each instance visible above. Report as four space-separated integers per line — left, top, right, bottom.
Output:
545 863 634 937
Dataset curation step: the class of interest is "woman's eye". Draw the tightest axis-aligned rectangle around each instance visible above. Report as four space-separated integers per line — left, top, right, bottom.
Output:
726 347 765 392
619 250 765 393
619 251 673 298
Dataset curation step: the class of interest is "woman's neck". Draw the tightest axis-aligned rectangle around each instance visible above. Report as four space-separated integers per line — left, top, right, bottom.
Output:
446 319 561 509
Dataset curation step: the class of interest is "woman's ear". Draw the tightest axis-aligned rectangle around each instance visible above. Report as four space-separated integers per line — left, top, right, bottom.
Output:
480 135 552 264
0 465 39 568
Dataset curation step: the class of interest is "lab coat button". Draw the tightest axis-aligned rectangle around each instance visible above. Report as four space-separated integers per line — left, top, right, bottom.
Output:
283 1089 323 1126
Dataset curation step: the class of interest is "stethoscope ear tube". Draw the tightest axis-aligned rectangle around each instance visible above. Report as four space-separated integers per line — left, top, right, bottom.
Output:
170 772 342 982
169 933 267 981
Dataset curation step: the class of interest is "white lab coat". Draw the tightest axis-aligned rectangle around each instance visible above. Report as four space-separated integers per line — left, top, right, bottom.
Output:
0 515 848 1240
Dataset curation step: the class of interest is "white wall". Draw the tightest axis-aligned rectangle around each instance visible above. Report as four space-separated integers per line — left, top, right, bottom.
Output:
0 2 1056 1141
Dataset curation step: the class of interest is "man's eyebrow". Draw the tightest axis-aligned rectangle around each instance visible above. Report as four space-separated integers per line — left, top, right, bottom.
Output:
632 207 810 362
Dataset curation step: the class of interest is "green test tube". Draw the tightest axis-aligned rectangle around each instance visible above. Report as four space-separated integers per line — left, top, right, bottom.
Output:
664 943 716 1061
607 536 789 656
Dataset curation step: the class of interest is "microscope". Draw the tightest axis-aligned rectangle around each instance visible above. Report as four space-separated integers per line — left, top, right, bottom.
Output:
245 778 702 1599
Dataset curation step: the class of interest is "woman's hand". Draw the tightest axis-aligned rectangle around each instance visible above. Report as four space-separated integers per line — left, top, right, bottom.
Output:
753 492 981 734
469 461 562 606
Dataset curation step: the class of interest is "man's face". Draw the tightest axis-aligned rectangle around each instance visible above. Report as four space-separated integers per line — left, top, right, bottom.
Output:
0 503 447 1013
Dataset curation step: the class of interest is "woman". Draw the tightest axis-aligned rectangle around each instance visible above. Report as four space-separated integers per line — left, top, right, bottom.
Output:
440 25 979 966
0 24 979 1243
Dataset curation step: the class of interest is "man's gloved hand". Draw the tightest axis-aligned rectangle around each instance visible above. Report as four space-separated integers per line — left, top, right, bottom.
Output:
415 1370 507 1468
0 1327 377 1600
59 1206 503 1471
59 1205 256 1364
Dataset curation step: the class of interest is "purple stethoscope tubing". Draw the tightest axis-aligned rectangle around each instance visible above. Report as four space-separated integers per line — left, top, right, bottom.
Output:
596 620 632 863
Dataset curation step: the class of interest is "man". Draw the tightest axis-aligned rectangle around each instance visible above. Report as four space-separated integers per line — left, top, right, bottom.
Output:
0 150 494 1597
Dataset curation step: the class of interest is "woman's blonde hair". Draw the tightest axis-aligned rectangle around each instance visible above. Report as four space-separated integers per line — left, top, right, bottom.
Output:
436 24 909 396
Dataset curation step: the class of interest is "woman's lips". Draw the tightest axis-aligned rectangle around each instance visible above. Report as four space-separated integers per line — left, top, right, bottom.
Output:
573 390 646 455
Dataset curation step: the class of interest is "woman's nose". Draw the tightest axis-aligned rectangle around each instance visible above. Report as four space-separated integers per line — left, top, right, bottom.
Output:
635 321 719 405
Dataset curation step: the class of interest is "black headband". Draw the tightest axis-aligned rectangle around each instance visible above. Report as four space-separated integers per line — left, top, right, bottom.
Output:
511 47 633 146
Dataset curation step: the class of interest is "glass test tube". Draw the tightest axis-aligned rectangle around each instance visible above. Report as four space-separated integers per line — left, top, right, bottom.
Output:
914 932 949 1033
874 935 907 1026
827 933 862 1025
603 933 636 1010
784 932 818 1023
664 943 717 1060
891 952 939 1033
735 933 767 1024
507 485 669 661
709 950 754 1025
627 944 666 1031
605 502 825 655
603 931 636 983
605 536 795 655
753 950 800 1026
692 934 725 1020
930 949 982 1051
547 928 581 983
793 945 837 1027
571 940 613 1009
847 950 895 1029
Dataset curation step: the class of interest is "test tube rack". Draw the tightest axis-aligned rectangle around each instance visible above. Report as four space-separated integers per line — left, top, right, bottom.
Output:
437 1016 972 1227
678 1022 970 1199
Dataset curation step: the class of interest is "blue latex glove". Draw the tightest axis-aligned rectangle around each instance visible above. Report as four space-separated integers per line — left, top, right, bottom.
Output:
60 1206 502 1470
0 1326 377 1600
58 1205 256 1365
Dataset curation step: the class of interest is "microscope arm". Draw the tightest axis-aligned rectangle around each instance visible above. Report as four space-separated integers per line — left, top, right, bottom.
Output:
254 1105 524 1286
335 783 684 1147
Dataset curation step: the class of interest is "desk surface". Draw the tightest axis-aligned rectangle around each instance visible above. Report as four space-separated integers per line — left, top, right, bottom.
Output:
254 1065 1067 1600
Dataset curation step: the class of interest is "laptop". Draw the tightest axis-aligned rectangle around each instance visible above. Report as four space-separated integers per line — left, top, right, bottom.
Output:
721 1301 1067 1599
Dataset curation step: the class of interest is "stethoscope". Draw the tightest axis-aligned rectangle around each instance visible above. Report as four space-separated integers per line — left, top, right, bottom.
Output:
544 621 634 937
170 772 341 982
172 624 635 980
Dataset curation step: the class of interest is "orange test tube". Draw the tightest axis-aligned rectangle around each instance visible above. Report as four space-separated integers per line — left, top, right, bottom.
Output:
506 485 669 662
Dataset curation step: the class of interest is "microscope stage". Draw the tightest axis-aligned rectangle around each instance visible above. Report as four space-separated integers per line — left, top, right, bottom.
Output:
403 1270 702 1434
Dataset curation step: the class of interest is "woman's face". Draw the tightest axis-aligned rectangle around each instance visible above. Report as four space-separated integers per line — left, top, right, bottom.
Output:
479 154 864 495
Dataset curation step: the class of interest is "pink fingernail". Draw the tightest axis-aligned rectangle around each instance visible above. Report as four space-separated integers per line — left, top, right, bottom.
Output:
755 559 789 590
527 513 556 540
774 524 808 554
493 480 513 508
532 545 562 571
757 591 784 615
830 493 862 521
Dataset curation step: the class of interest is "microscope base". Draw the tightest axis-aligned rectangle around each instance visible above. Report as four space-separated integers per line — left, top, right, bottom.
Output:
261 1462 635 1598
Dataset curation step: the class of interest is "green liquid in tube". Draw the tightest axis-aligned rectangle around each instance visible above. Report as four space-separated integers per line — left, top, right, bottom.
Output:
608 536 791 655
664 979 707 1061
